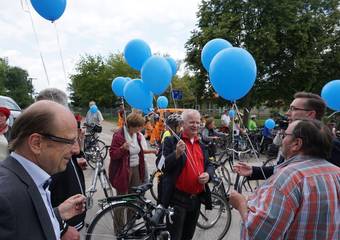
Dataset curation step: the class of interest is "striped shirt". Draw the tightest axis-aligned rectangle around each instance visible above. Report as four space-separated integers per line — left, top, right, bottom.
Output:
241 154 340 240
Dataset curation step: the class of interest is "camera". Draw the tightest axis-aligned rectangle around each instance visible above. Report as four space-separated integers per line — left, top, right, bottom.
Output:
276 114 289 130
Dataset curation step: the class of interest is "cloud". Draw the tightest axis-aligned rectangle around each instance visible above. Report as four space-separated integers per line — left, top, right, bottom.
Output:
0 0 201 94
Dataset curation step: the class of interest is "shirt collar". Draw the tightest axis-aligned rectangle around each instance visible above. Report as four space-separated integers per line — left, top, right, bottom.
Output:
182 132 199 143
11 152 50 189
276 154 324 171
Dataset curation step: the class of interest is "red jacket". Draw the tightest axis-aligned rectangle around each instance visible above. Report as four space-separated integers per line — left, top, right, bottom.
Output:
109 128 145 193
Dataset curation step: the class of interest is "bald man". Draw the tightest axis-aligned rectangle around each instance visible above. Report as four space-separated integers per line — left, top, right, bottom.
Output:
0 101 85 240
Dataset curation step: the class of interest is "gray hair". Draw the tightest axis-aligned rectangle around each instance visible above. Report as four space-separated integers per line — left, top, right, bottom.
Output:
36 88 68 107
181 109 200 122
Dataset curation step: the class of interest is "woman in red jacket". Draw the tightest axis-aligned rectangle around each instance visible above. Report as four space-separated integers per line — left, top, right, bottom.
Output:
109 112 146 195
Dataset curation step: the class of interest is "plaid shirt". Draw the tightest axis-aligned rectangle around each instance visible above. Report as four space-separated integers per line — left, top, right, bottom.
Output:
241 154 340 240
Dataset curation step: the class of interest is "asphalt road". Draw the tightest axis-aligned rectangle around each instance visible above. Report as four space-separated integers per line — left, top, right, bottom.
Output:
80 120 265 240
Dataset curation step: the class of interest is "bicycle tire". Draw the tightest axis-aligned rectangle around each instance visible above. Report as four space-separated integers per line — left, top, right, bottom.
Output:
236 175 259 196
86 139 106 169
195 192 232 240
85 202 150 240
149 170 161 202
262 156 276 167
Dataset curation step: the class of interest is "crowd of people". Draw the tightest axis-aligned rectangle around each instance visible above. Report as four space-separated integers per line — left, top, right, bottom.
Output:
0 89 339 240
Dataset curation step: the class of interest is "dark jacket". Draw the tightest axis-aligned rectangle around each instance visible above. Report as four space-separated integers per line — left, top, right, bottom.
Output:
251 138 340 180
109 128 145 193
160 135 214 208
0 156 57 240
50 153 86 229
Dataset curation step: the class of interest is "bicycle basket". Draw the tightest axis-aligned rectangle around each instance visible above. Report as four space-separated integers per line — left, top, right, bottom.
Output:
92 124 102 133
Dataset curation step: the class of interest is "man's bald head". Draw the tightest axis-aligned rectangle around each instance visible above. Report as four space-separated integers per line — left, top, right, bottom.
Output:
9 100 75 151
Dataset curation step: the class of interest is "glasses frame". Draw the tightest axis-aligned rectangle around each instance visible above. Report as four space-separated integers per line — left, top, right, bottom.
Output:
40 133 77 145
288 106 312 112
283 132 294 138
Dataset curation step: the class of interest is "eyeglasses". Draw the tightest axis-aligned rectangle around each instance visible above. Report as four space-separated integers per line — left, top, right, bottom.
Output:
288 106 312 112
40 133 78 145
283 132 294 138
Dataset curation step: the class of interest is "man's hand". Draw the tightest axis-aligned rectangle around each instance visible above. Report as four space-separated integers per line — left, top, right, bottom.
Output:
234 162 253 177
77 157 87 170
198 172 209 184
175 140 186 159
61 226 80 240
229 190 248 222
58 194 86 220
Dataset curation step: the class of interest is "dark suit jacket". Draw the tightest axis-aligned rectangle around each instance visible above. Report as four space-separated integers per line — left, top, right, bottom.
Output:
0 156 57 240
160 135 215 208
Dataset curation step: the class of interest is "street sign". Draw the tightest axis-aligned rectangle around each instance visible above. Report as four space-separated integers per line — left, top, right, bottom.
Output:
172 90 183 100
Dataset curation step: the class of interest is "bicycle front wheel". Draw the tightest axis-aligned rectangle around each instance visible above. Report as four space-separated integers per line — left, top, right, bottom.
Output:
85 202 150 240
195 192 232 240
86 139 106 169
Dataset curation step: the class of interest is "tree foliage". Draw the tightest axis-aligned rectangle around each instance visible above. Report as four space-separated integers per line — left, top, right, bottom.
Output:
0 58 34 108
185 0 340 108
68 53 140 108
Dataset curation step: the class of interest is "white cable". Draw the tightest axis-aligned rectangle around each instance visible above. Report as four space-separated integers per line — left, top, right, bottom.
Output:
22 0 50 85
53 22 68 84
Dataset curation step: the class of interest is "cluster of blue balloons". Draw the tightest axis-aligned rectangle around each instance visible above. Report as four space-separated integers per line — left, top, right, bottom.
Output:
111 39 176 111
30 0 66 22
321 80 340 111
201 38 257 102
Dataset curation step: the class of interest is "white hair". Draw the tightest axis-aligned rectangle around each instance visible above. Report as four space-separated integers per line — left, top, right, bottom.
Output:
181 109 200 122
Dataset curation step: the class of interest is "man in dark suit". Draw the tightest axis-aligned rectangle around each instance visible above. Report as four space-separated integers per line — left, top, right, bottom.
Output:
0 100 86 240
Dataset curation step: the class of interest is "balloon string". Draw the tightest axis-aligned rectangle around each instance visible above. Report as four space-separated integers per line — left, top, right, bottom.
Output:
53 22 68 84
169 83 177 109
166 125 201 176
22 0 50 85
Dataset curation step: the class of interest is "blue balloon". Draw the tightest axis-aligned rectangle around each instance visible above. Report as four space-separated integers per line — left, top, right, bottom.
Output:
265 119 275 129
90 105 98 113
142 107 154 114
141 55 172 95
124 39 152 71
201 38 232 71
157 96 168 109
321 80 340 111
111 77 130 97
166 57 177 76
229 109 235 118
31 0 66 21
123 79 153 110
209 47 257 101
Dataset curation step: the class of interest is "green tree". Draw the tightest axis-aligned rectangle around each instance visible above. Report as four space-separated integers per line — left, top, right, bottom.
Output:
68 53 139 108
5 66 34 108
185 0 340 109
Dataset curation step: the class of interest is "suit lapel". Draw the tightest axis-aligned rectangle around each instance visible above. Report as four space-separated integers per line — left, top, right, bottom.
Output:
2 156 57 240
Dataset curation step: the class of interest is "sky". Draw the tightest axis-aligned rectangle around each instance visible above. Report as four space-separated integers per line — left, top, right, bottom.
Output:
0 0 201 94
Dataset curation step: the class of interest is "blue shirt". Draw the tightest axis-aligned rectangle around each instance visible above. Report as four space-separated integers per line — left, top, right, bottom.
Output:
11 152 60 240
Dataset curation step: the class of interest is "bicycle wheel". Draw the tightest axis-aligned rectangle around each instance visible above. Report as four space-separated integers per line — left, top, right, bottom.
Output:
195 193 232 240
85 202 150 240
236 175 259 196
149 170 162 202
86 140 106 169
215 164 231 193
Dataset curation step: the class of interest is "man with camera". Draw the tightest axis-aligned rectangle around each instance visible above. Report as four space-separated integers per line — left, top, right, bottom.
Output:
234 92 340 179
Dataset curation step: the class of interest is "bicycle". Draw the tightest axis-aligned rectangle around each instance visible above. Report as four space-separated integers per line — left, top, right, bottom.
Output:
85 152 114 210
195 175 232 240
85 183 174 240
83 123 108 169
